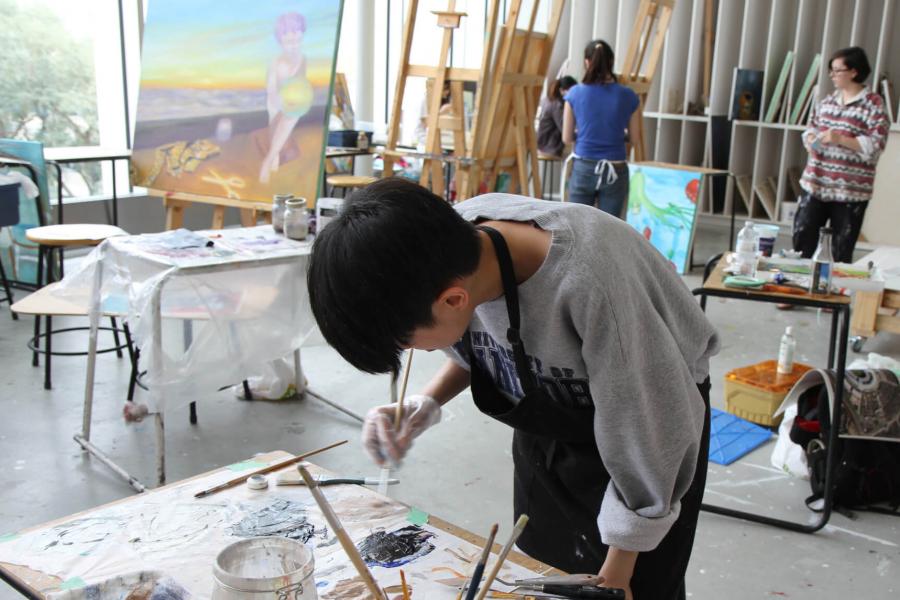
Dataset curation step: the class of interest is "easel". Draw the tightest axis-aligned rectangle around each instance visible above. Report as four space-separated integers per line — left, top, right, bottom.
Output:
381 0 565 201
153 189 272 231
618 0 675 161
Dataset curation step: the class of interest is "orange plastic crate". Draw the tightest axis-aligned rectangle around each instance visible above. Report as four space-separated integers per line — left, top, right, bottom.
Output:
724 360 813 427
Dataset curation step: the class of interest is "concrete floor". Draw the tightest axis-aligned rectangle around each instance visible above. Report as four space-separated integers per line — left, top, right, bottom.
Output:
0 225 898 599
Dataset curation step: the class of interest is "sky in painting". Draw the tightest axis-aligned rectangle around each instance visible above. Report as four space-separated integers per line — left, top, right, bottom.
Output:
140 0 342 89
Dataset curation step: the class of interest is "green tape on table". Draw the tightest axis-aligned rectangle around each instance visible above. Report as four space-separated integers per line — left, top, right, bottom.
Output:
0 533 17 543
59 577 87 590
723 275 766 289
227 460 268 472
407 507 429 525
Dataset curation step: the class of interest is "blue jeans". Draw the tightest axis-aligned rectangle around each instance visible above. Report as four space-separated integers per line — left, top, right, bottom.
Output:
568 159 629 218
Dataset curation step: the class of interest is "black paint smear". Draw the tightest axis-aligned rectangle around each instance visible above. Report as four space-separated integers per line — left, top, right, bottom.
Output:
357 525 435 568
229 498 326 542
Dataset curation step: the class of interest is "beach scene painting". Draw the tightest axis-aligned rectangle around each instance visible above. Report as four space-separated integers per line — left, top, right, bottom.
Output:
132 0 344 202
626 164 702 274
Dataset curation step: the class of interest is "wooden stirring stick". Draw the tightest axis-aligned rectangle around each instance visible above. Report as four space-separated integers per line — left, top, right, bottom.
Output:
298 463 387 600
194 440 347 498
474 515 529 600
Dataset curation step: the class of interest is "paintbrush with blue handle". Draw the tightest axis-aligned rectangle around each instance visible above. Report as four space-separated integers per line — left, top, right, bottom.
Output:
461 523 499 600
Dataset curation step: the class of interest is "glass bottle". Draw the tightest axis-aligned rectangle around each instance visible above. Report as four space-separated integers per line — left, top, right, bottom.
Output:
283 197 309 240
271 194 292 233
809 226 834 295
735 221 760 278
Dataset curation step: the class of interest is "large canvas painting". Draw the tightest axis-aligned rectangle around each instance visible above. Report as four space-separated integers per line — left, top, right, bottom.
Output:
0 139 51 286
626 164 702 274
132 1 344 203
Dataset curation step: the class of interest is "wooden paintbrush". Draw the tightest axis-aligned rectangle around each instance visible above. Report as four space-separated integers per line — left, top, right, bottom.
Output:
193 439 347 498
462 523 499 600
400 569 411 600
474 515 529 600
298 463 388 600
378 349 414 496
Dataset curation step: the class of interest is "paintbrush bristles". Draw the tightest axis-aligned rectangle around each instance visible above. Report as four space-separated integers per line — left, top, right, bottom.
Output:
395 350 414 429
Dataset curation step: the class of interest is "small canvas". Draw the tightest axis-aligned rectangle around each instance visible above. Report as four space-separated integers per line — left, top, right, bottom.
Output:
626 164 702 274
764 51 794 123
729 69 764 121
132 1 345 203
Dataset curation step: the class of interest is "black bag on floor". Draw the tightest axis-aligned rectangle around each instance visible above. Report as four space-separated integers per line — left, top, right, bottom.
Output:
786 368 900 513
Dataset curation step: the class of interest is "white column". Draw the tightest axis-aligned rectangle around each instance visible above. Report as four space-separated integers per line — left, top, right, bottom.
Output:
354 0 375 176
567 0 596 80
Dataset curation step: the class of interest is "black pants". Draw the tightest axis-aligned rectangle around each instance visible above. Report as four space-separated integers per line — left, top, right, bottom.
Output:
792 193 868 263
514 380 711 600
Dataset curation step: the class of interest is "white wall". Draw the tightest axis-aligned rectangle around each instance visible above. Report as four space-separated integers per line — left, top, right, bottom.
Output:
863 131 900 246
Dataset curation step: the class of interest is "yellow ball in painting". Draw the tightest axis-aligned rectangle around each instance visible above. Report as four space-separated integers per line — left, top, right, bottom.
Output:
280 78 313 118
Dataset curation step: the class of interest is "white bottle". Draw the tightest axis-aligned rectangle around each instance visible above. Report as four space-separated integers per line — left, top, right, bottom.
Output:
777 326 796 375
735 221 761 278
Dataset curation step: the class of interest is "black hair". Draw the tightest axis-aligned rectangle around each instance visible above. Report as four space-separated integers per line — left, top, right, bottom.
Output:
830 46 871 84
583 39 617 85
307 178 481 374
547 75 578 101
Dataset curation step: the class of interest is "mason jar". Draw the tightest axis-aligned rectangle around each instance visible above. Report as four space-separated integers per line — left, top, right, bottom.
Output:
272 194 293 233
283 197 309 240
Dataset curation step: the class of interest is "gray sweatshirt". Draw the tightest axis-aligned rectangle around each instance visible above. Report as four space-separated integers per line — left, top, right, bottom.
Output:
446 193 720 552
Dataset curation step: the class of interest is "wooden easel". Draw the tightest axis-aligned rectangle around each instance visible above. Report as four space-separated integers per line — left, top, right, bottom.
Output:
381 0 565 201
619 0 675 161
153 189 271 231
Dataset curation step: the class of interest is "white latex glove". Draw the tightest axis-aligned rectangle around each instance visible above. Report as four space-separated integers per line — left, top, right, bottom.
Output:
361 394 442 467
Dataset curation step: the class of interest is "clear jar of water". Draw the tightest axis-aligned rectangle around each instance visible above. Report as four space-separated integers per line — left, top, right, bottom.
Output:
283 197 309 240
271 194 292 233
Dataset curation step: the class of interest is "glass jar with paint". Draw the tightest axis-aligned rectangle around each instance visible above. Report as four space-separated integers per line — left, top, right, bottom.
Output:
271 194 292 233
283 197 309 240
212 537 316 600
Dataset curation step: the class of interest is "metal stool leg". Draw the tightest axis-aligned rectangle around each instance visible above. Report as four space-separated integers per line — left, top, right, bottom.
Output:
110 317 123 358
44 314 52 389
32 245 45 367
0 254 15 320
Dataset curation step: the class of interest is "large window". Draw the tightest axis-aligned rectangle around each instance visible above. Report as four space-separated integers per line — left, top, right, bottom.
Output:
0 0 139 200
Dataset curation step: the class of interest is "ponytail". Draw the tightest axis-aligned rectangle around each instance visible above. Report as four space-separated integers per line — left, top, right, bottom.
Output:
583 40 616 85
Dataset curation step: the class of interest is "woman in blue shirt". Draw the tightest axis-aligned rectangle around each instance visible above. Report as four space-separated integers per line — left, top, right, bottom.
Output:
563 40 640 217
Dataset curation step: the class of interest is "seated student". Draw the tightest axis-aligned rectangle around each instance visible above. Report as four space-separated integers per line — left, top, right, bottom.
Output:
537 75 578 158
307 178 720 600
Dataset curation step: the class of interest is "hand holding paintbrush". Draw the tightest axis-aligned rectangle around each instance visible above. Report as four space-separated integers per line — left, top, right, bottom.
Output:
378 350 415 495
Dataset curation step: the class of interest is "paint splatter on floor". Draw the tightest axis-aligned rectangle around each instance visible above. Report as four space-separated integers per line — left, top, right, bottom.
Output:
357 525 435 568
320 577 371 600
229 498 326 542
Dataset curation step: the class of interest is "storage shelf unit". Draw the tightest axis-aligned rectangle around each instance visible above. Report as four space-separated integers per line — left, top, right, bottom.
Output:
585 0 900 223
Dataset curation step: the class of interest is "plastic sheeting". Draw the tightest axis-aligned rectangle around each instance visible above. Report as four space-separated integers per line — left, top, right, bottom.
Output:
52 226 315 413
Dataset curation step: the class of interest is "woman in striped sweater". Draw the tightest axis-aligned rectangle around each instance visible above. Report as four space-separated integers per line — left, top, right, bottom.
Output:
793 46 889 262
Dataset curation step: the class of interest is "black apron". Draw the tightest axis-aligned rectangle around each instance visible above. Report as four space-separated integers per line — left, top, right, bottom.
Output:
467 226 711 600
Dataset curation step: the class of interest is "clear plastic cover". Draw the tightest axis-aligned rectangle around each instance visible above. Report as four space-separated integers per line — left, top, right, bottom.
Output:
53 226 315 413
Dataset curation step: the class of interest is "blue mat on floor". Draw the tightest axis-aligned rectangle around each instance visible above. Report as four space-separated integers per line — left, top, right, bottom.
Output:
708 408 773 465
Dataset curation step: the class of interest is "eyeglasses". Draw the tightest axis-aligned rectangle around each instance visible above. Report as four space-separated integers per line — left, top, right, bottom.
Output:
829 67 851 75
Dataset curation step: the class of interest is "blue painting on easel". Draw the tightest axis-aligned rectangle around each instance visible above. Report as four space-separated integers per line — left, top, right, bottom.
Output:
626 164 701 274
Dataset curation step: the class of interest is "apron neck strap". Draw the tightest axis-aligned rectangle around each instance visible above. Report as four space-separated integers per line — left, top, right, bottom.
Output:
476 225 537 393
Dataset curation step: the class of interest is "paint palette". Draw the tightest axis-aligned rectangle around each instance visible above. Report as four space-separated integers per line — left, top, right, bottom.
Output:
708 408 773 465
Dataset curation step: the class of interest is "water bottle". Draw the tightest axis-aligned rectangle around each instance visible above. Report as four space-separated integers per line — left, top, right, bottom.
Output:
777 326 796 374
735 221 760 277
809 226 834 295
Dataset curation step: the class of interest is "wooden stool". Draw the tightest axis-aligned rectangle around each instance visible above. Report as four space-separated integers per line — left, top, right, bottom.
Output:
537 153 563 200
25 224 128 389
325 174 377 198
